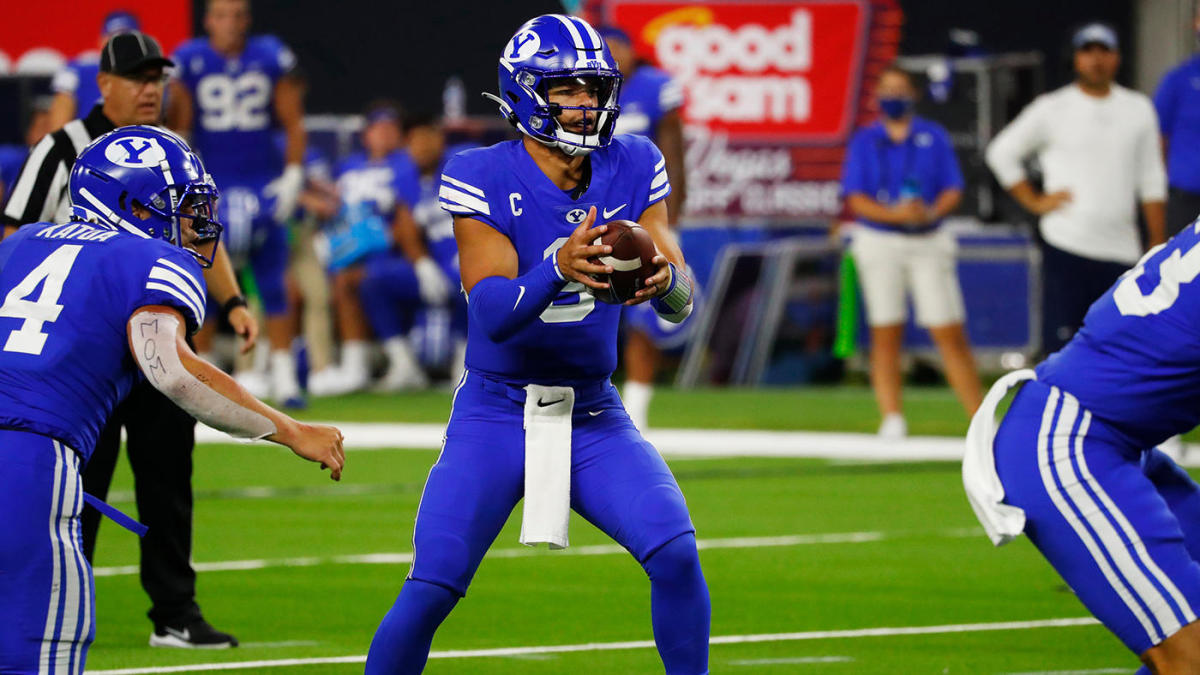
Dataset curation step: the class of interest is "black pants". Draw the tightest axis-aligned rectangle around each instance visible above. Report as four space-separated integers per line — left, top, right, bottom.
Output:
1040 242 1129 356
82 380 200 627
1167 186 1200 239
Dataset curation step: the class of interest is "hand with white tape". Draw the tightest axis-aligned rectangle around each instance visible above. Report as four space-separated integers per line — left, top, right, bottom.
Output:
264 164 304 224
414 256 451 306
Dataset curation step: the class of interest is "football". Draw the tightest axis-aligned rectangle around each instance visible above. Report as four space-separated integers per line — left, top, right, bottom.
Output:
587 220 659 304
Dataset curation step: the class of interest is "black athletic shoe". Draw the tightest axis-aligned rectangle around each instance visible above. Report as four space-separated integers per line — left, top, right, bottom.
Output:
149 617 239 649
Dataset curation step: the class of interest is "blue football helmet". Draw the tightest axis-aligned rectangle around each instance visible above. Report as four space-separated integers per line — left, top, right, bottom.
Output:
69 125 223 267
485 14 622 156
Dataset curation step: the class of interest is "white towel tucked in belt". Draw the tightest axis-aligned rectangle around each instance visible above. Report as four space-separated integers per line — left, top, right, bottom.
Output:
963 369 1036 546
520 384 575 549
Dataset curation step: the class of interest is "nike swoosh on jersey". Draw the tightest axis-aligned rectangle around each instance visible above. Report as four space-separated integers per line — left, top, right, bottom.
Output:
588 410 604 416
514 285 526 310
603 204 627 219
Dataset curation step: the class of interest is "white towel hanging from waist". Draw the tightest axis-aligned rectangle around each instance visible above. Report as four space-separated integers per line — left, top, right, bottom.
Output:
520 384 575 549
963 369 1036 546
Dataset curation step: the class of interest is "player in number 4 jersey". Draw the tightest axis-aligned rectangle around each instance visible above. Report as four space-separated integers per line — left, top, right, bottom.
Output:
965 221 1200 672
365 14 709 675
0 127 343 674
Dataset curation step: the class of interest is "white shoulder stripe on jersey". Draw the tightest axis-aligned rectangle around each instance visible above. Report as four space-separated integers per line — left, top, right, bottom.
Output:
439 202 474 214
150 265 206 314
442 175 486 198
146 279 205 326
439 185 491 216
155 257 205 301
649 184 671 203
651 170 669 190
654 157 666 172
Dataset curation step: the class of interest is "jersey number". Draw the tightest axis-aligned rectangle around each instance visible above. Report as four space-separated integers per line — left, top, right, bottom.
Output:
540 238 595 323
0 244 83 355
1113 239 1200 317
196 73 272 132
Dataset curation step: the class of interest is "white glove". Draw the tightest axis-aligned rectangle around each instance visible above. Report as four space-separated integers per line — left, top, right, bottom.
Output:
414 257 451 306
264 164 304 224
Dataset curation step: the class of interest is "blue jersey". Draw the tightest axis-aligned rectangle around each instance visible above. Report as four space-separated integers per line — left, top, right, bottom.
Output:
172 36 297 184
439 135 670 383
51 57 102 114
335 150 420 220
0 222 207 459
841 117 965 234
613 65 682 140
1037 222 1200 448
1154 54 1200 193
412 143 475 271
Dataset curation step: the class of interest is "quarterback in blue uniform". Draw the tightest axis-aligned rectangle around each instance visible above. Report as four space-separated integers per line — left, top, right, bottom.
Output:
0 127 343 674
366 14 709 675
166 0 307 405
966 222 1200 672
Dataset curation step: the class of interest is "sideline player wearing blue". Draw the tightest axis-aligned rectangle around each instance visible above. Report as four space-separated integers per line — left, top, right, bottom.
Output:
46 11 140 131
965 221 1200 672
0 126 344 674
167 0 308 405
366 14 709 675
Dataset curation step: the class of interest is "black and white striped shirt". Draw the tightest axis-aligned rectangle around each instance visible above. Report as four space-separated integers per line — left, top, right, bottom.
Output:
0 105 115 227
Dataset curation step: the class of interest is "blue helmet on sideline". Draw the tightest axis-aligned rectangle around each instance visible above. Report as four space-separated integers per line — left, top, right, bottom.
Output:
484 14 622 156
69 126 223 267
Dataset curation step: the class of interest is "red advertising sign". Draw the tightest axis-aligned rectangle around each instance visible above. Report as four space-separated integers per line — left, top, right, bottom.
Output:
604 0 901 223
613 1 867 144
0 1 191 73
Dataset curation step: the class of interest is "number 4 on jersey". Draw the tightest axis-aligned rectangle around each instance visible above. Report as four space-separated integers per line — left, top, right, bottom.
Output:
0 244 83 355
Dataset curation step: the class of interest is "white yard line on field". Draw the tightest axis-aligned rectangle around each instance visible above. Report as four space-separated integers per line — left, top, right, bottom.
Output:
194 422 1200 465
91 528 947 578
87 617 1101 674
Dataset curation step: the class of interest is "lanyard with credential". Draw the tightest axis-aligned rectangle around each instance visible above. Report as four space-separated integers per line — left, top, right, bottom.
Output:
875 135 917 204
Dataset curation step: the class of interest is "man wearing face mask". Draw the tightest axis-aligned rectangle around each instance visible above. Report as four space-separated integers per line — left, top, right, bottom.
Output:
841 65 981 440
1154 7 1200 238
987 23 1166 356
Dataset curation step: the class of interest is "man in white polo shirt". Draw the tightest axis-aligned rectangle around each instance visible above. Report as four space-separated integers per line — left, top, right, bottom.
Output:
986 22 1166 355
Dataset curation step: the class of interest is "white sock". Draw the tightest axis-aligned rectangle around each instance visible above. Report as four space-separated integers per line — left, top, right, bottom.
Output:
270 349 300 399
384 337 419 370
342 340 370 377
623 381 653 431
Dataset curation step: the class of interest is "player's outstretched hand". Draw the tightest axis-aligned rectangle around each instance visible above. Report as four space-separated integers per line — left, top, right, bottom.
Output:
555 206 612 290
628 254 672 305
285 422 345 481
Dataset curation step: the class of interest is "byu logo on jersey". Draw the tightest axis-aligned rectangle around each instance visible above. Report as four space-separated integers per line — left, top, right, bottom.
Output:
507 30 541 61
104 136 167 168
565 208 587 224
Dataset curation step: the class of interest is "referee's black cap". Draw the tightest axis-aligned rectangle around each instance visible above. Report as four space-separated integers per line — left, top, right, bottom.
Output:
99 31 174 75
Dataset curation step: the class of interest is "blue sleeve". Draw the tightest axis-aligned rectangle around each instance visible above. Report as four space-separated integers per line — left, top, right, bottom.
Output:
841 131 872 197
439 149 504 233
392 153 422 208
625 134 670 210
468 256 568 342
170 40 201 92
258 35 298 80
1154 68 1180 135
934 127 965 193
131 244 208 334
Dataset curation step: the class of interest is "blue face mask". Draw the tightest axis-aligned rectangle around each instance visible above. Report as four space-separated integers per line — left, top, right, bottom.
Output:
879 97 914 120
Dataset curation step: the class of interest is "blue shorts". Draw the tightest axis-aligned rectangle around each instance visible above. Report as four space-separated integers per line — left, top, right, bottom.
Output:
217 181 289 316
407 371 695 596
0 429 93 674
995 380 1200 654
360 253 465 343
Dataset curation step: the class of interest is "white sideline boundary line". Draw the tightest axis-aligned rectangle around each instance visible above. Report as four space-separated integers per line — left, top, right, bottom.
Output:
195 422 1200 464
88 617 1100 674
92 529 950 578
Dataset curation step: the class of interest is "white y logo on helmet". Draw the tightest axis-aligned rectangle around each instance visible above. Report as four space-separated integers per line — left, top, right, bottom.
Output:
104 137 167 168
507 30 541 62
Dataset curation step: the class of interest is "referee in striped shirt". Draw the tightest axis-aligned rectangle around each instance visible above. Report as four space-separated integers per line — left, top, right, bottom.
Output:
0 31 257 648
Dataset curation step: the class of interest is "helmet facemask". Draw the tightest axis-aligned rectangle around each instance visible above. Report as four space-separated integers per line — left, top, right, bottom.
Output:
131 180 223 268
506 67 622 156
